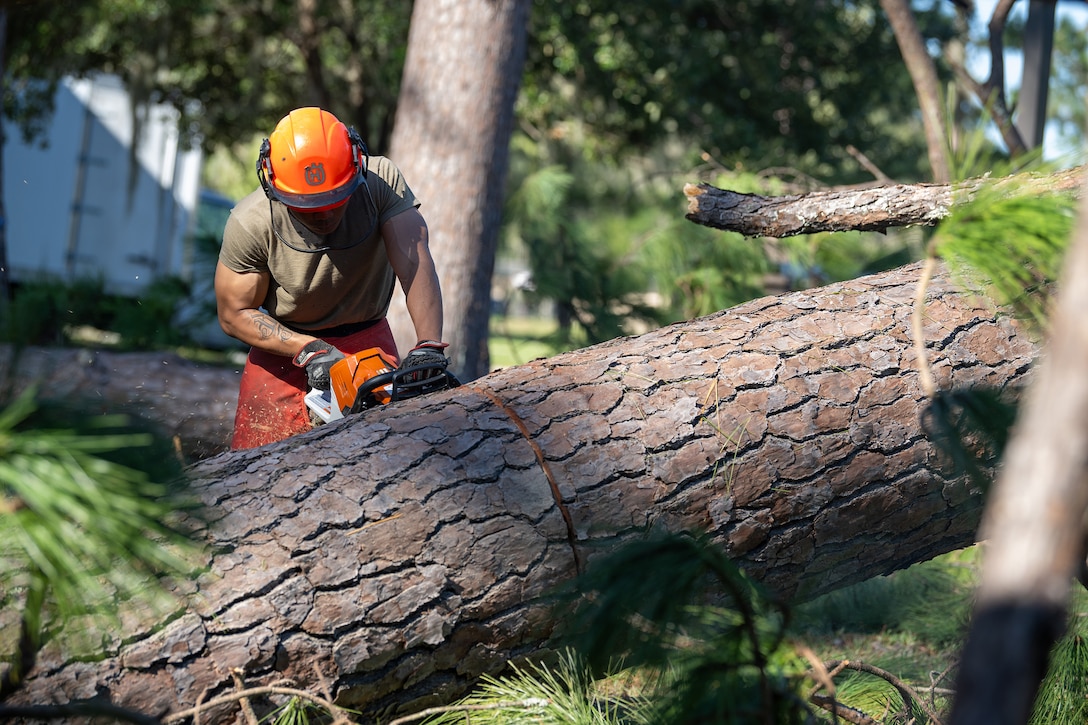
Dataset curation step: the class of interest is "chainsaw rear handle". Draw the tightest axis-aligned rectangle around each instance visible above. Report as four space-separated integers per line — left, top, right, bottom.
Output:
349 363 461 414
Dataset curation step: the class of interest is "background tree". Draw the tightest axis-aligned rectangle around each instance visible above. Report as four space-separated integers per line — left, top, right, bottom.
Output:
520 0 949 181
881 0 953 182
2 0 413 159
941 0 1031 157
386 0 531 380
502 0 962 351
0 6 7 304
0 0 960 367
1037 9 1088 154
2 0 123 307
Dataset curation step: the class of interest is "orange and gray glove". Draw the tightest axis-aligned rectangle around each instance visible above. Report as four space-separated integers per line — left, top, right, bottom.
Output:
293 339 345 391
398 340 449 382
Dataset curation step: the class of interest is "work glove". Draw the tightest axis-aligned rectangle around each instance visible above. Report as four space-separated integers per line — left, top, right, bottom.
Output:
293 339 345 391
398 340 450 382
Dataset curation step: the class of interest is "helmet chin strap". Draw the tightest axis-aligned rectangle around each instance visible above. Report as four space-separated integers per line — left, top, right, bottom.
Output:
267 179 379 254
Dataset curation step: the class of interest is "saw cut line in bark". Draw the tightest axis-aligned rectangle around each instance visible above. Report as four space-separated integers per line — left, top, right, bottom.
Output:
3 262 1039 723
684 165 1085 239
469 384 585 574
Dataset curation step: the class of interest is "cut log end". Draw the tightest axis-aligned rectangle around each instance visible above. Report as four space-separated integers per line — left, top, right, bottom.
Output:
683 182 707 213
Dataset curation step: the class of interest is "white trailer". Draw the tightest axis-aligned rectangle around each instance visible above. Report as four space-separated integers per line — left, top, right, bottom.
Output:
3 73 204 296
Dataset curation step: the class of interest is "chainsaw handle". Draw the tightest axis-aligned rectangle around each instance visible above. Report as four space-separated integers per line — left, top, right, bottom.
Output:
349 364 461 414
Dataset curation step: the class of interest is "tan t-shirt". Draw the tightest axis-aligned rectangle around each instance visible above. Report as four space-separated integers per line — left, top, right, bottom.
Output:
219 155 420 331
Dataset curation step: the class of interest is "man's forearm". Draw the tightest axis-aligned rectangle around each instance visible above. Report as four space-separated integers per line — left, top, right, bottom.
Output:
404 273 444 346
228 309 318 357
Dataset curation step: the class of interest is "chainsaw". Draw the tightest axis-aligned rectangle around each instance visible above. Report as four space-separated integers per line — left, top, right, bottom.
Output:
305 347 460 424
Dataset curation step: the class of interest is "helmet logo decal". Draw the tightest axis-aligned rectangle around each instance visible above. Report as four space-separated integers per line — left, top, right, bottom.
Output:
304 163 327 186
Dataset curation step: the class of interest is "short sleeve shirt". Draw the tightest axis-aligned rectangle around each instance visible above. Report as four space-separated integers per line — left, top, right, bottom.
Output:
219 155 420 331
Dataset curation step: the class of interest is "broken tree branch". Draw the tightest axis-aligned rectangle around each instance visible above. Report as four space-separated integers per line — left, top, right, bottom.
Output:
684 165 1085 239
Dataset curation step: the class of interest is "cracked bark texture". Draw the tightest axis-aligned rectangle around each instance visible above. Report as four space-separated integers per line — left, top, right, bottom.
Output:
5 262 1037 722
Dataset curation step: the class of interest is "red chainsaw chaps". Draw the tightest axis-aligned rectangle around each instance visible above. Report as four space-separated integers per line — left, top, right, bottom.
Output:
230 320 399 450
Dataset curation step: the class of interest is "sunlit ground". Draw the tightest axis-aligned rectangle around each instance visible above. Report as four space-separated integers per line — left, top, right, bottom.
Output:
488 314 566 371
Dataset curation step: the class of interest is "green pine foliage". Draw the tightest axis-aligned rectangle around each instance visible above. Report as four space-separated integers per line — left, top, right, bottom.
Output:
423 649 652 725
929 113 1076 337
267 696 325 725
934 189 1078 335
553 532 813 724
830 672 910 722
1030 587 1088 724
0 388 202 684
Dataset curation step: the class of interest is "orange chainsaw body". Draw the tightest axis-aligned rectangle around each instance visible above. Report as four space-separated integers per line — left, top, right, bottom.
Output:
306 345 458 425
330 347 399 413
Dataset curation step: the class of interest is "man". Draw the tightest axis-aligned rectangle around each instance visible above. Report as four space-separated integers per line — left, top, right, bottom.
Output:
215 107 447 449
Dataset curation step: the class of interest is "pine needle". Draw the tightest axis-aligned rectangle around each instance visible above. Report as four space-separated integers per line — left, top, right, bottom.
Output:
934 188 1077 335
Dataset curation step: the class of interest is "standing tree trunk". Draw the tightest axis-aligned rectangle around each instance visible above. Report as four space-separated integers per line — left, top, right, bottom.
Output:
3 262 1038 722
1017 0 1057 149
951 0 1028 157
879 0 951 183
386 0 531 381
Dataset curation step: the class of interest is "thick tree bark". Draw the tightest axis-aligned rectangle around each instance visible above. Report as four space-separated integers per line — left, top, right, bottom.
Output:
685 165 1085 239
3 261 1037 722
386 0 530 382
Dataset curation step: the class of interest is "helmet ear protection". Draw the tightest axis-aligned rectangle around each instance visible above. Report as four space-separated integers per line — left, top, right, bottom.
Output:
256 121 369 207
256 138 274 199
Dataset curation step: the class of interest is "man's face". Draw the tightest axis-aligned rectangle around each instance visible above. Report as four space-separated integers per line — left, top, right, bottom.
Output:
289 203 349 236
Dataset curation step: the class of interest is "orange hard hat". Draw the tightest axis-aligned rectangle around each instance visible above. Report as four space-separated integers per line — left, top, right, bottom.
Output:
257 107 366 210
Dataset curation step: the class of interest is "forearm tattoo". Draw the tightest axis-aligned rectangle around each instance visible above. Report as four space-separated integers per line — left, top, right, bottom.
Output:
246 310 294 343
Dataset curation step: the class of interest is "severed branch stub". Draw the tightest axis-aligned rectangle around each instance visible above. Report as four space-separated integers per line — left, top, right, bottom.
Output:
684 165 1085 239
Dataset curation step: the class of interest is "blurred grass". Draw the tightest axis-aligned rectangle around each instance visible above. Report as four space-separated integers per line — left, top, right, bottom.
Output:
791 547 979 719
489 315 569 370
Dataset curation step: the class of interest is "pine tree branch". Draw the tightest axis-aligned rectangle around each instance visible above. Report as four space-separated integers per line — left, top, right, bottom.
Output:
821 660 946 725
684 165 1085 239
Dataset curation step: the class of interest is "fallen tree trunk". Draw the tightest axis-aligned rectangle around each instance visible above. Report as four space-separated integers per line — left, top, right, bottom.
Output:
5 262 1037 722
0 346 239 460
684 164 1085 238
